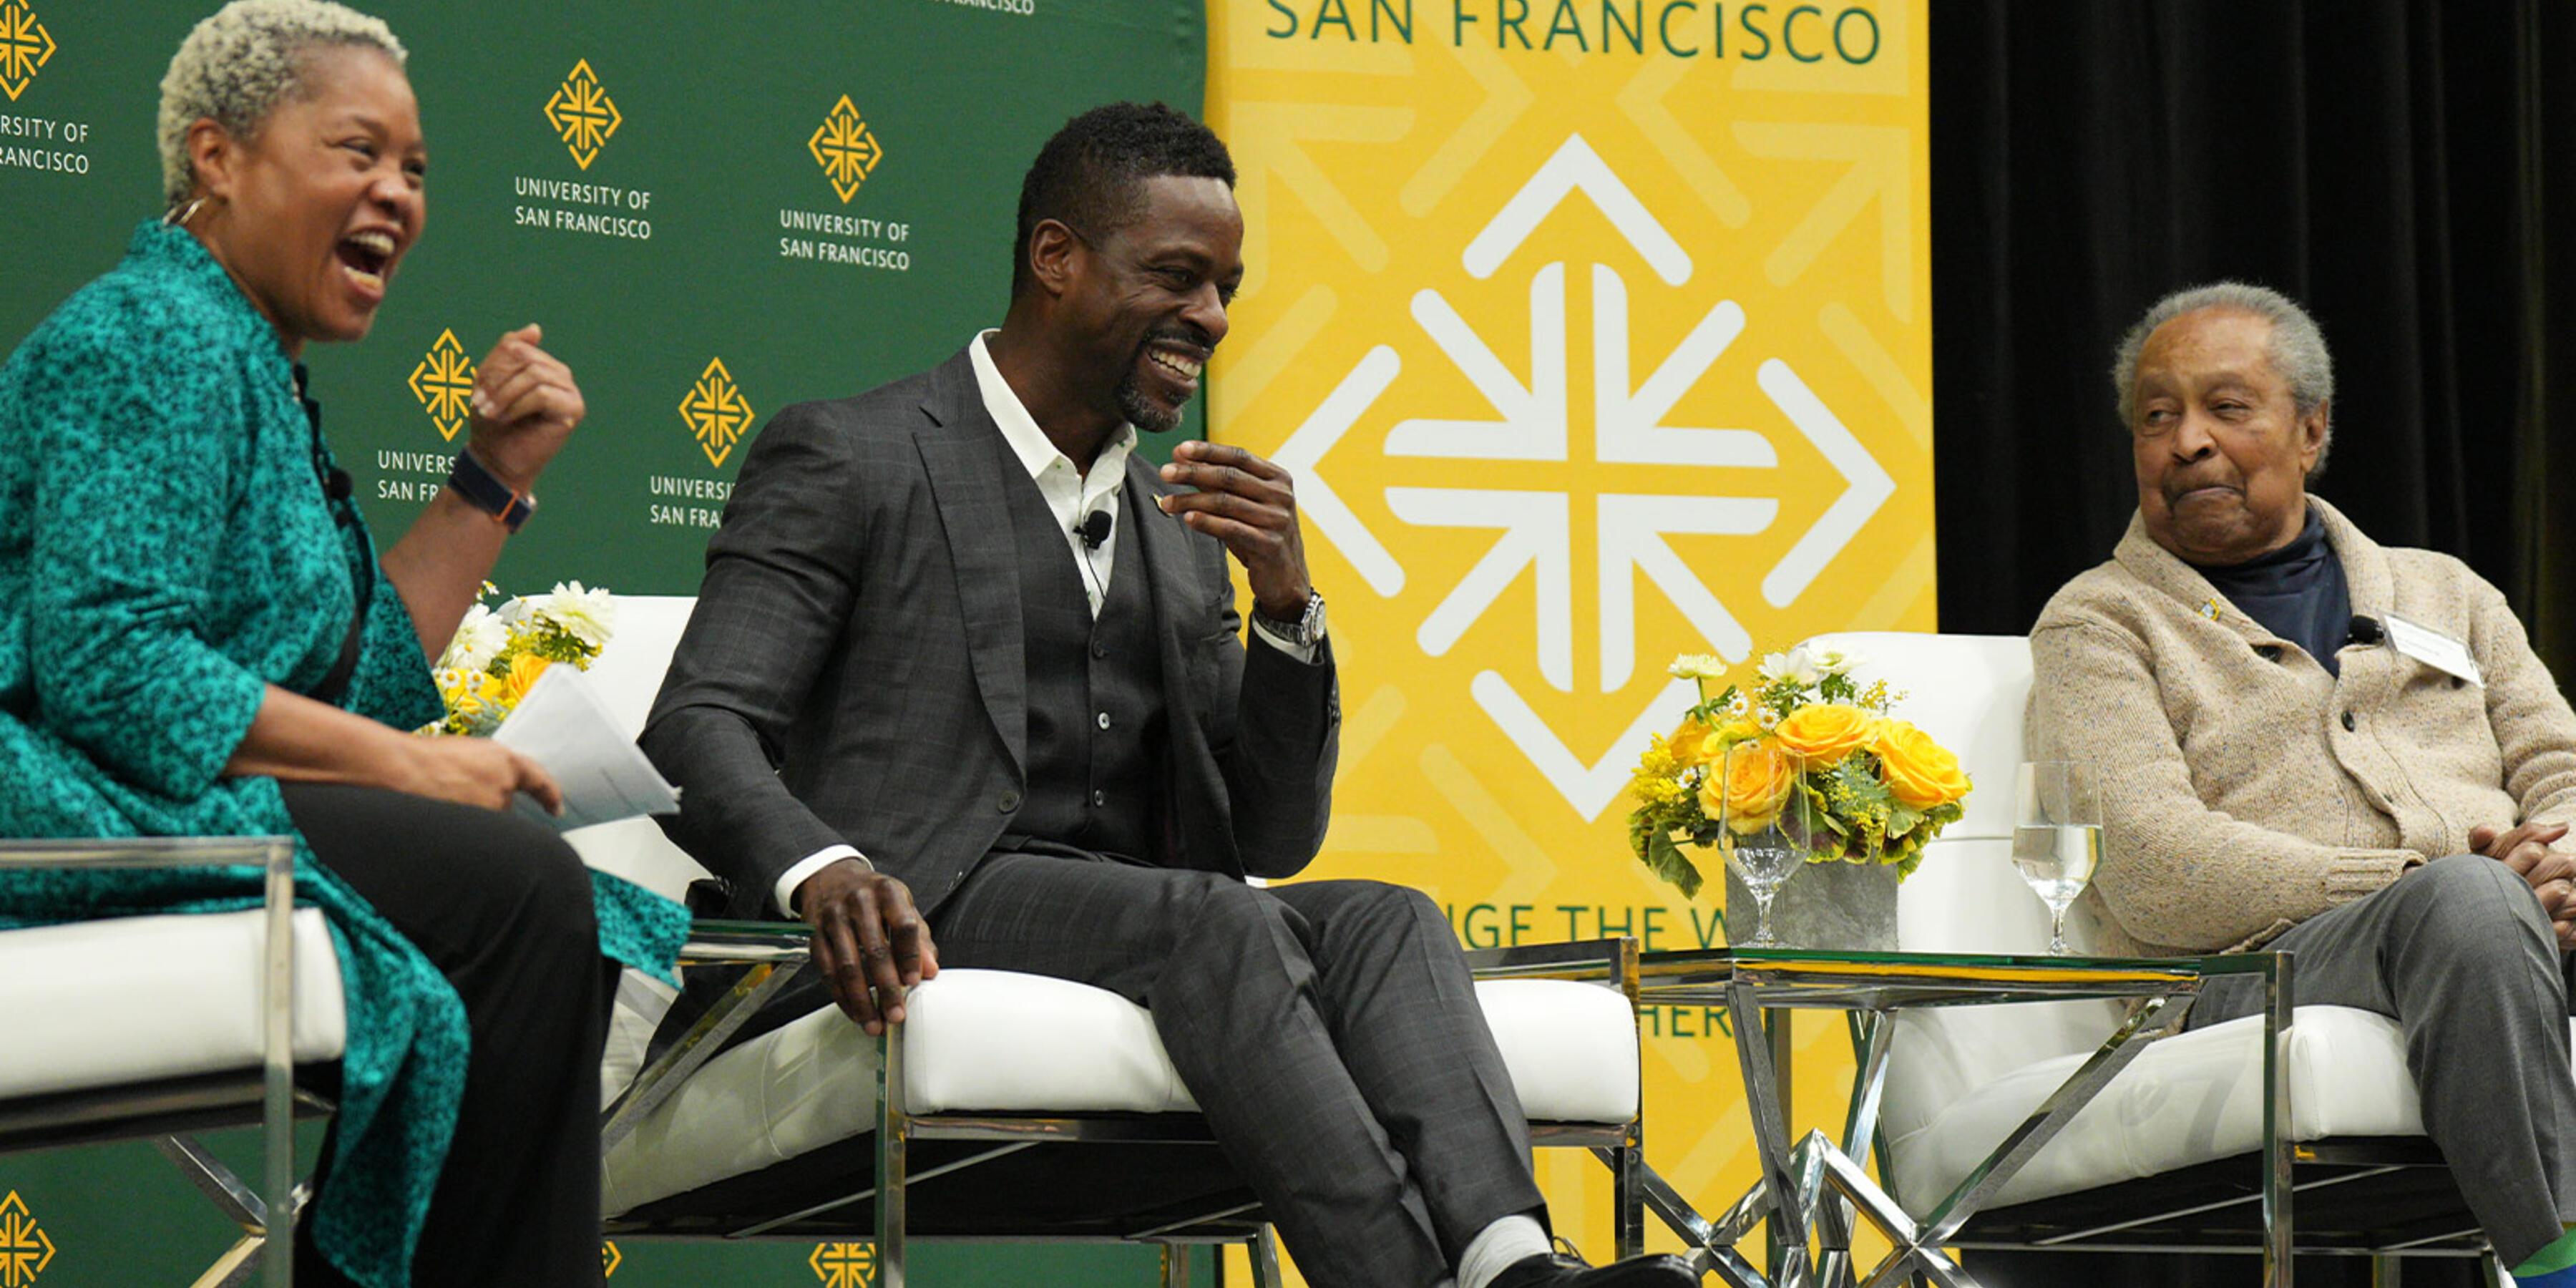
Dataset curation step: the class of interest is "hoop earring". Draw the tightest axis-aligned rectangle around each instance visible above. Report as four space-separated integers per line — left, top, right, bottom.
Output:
162 197 207 227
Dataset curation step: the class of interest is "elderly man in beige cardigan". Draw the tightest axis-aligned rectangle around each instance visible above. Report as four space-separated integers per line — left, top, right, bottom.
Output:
2027 281 2576 1284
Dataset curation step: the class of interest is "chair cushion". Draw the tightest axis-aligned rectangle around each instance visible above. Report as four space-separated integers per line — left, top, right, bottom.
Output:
603 967 1639 1216
1887 1004 2576 1214
0 908 346 1100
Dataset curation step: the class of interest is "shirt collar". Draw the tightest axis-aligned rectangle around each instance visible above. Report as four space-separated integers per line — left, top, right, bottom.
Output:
2112 495 2390 630
967 331 1136 487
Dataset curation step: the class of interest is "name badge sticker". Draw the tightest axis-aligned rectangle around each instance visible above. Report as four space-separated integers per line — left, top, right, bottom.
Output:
2382 613 2484 687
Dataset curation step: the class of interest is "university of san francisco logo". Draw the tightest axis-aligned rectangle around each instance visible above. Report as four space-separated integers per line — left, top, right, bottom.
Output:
408 329 477 441
0 1192 52 1288
544 59 621 170
679 358 754 468
0 0 54 102
808 96 882 203
809 1241 875 1288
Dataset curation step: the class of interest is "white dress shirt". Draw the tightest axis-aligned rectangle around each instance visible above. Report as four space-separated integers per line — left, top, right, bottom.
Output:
773 333 1322 914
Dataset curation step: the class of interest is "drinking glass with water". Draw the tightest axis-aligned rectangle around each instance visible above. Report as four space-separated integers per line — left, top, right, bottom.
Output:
2013 761 2102 956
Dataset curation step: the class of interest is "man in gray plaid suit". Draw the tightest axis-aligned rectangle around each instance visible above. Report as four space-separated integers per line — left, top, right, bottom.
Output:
643 103 1692 1288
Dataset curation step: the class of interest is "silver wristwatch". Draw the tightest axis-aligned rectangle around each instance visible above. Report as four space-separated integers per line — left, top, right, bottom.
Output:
1254 591 1328 648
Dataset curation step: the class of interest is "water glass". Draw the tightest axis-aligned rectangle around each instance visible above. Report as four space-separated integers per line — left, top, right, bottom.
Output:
1719 741 1813 949
2013 761 2102 955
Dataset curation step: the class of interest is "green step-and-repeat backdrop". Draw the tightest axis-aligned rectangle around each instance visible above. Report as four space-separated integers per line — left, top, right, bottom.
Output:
0 0 1209 1284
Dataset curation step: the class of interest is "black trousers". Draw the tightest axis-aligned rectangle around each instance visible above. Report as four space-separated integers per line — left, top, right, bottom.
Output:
930 852 1547 1288
280 782 617 1288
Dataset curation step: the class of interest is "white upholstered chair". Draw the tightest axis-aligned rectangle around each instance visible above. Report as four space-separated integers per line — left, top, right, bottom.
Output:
1809 630 2510 1279
0 836 332 1288
585 597 1651 1287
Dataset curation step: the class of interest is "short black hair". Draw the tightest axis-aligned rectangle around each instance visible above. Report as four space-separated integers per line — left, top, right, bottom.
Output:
1011 102 1236 299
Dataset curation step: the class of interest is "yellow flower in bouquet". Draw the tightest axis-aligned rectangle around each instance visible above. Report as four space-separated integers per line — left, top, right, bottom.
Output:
1664 716 1717 766
1873 719 1971 810
1772 703 1877 763
436 668 504 724
499 653 553 706
1700 738 1795 834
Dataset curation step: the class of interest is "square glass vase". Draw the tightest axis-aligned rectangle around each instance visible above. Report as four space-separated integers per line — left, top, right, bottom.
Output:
1722 854 1899 952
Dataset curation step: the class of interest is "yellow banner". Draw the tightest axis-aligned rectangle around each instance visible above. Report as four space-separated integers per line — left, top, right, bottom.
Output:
1209 0 1933 1276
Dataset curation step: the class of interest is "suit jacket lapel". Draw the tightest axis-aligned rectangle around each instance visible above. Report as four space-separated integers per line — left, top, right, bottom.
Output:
1126 455 1238 874
915 349 1028 775
1126 455 1205 716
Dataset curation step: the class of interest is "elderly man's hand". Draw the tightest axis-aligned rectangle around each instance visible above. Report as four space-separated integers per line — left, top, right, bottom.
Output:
2470 821 2576 948
794 859 939 1035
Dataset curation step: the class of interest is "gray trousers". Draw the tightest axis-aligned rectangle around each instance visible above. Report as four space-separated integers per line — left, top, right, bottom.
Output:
2195 853 2576 1265
932 852 1546 1288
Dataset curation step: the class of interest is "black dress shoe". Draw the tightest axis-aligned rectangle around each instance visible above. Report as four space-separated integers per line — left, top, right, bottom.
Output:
1486 1251 1699 1288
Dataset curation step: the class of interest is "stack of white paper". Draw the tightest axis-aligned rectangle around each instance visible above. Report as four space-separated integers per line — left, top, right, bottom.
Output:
493 665 682 832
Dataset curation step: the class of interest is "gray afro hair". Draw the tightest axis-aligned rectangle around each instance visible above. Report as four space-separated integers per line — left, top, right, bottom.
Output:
157 0 406 208
2110 280 2336 475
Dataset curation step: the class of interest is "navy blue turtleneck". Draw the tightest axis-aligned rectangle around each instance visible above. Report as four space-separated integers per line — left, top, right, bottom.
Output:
2195 506 2352 676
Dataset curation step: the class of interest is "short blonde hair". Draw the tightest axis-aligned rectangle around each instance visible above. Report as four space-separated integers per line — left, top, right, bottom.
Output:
157 0 406 208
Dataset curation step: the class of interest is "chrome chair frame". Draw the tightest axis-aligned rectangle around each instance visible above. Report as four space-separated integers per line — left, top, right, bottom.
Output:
605 927 1653 1287
0 836 316 1288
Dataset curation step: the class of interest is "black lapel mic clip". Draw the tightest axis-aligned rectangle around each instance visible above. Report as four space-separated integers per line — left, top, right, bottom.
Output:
2346 614 2386 647
1078 509 1113 550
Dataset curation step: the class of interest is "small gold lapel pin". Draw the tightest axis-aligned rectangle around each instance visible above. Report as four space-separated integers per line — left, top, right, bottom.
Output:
2199 597 2222 621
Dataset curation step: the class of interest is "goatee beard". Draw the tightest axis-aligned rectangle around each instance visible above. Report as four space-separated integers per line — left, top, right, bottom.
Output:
1116 371 1184 435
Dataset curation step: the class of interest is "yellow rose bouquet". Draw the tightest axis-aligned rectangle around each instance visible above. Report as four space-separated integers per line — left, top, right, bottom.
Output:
419 581 617 737
1626 645 1971 897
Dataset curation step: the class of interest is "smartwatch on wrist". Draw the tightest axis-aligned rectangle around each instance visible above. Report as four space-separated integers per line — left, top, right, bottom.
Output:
448 448 536 533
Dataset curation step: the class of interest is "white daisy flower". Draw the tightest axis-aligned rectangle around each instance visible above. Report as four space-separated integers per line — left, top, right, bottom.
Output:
533 580 617 648
436 603 508 673
1757 648 1818 687
1810 647 1865 676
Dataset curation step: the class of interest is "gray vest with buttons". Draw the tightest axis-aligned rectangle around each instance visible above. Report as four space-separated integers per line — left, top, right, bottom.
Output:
992 445 1170 864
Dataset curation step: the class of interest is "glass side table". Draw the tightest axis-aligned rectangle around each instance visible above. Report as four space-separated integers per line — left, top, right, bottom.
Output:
1631 947 2290 1288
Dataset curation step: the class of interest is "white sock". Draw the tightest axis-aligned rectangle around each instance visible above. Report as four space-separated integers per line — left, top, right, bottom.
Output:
1457 1214 1553 1288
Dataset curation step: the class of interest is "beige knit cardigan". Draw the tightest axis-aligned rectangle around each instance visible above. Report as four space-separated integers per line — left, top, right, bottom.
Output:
2025 497 2576 957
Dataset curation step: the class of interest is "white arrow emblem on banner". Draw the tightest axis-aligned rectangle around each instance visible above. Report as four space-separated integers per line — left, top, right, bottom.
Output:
1277 132 1898 816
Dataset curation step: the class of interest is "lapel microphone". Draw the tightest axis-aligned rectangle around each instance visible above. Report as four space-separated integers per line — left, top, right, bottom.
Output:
2347 615 2385 647
1078 509 1113 550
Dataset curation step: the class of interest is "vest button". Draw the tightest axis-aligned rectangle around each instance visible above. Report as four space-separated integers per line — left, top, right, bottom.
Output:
998 789 1022 812
2341 711 2356 732
1096 711 1112 729
1092 640 1108 659
1091 789 1107 807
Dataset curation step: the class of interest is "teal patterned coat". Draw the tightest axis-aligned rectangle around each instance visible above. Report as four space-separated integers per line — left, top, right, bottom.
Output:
0 222 686 1288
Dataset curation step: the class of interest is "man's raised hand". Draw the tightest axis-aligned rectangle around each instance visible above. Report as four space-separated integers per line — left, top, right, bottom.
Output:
1156 440 1313 621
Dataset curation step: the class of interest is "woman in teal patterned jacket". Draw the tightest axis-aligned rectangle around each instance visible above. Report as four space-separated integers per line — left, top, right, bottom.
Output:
0 3 683 1286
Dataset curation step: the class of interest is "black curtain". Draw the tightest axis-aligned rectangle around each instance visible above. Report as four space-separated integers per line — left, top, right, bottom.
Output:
1933 0 2573 689
1932 5 2571 1284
